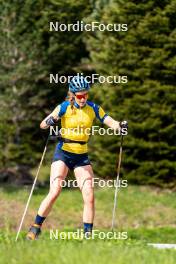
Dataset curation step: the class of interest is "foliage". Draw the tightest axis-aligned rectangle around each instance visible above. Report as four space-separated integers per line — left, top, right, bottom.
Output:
86 0 176 186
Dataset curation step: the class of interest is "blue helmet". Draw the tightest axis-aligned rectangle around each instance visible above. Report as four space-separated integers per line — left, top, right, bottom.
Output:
69 76 90 93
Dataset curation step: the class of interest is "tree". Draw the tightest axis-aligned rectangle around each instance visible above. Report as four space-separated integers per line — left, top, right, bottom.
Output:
86 0 176 187
0 0 92 169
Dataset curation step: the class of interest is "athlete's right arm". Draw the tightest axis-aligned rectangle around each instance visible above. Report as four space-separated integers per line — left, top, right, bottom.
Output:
40 106 60 129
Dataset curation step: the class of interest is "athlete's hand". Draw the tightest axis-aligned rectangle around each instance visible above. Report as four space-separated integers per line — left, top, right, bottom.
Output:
120 120 128 129
45 116 58 126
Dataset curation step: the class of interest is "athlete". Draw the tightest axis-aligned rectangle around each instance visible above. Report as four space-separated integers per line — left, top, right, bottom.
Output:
26 76 127 240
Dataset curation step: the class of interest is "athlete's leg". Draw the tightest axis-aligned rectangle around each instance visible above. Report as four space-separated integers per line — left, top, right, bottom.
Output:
26 160 68 240
38 160 68 217
74 165 94 232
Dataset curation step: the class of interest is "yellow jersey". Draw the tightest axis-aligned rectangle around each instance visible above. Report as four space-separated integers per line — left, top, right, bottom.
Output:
51 101 108 154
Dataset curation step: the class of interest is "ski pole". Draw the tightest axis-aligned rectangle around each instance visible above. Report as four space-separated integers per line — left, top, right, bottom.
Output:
15 135 50 241
111 134 124 231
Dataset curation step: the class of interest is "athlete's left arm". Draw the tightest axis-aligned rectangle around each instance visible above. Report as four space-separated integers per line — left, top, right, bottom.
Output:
103 116 120 131
92 103 120 131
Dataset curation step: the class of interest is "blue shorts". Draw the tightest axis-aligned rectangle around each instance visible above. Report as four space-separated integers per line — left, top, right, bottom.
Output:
52 144 91 170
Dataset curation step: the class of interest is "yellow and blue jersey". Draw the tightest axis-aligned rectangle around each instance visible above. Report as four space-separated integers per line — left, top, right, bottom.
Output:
51 101 108 154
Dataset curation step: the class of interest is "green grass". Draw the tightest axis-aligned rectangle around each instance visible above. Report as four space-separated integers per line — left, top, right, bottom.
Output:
0 231 176 264
1 184 176 230
0 184 176 263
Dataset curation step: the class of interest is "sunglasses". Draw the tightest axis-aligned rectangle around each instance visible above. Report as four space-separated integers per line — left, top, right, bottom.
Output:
75 93 88 100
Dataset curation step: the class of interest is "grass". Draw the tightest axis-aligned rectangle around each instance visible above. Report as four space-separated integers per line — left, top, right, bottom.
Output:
1 184 175 230
0 184 176 263
0 231 176 264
